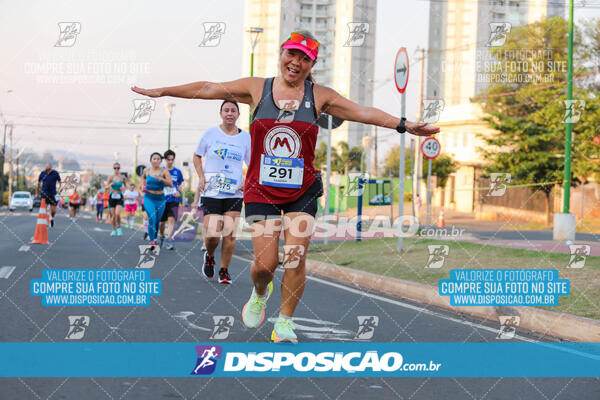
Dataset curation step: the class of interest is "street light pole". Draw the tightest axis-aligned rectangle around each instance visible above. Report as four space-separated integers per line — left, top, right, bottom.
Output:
165 103 175 150
562 0 574 213
133 134 140 186
247 27 264 128
554 0 576 241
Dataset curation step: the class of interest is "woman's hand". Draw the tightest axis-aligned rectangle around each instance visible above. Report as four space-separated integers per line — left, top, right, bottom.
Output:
406 121 440 136
197 175 206 193
131 86 164 98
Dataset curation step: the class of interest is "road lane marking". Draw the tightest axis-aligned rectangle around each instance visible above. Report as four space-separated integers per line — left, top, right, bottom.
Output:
19 245 30 252
0 266 16 279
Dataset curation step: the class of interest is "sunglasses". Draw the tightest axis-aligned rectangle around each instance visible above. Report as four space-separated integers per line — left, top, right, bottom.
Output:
114 167 120 170
289 32 319 51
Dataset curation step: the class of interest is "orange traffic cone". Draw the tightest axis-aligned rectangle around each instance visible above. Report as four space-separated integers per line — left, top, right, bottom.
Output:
438 210 445 228
31 198 50 244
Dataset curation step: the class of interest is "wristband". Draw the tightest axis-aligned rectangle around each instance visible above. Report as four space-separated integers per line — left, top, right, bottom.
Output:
396 117 407 134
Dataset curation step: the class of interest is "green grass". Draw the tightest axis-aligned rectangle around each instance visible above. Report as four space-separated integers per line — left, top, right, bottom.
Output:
308 238 600 321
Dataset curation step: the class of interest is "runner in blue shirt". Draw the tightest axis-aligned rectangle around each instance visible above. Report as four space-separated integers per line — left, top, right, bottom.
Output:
35 163 61 227
159 149 184 250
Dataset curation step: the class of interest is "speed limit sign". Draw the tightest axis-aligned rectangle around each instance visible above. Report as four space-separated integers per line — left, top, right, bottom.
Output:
421 137 441 159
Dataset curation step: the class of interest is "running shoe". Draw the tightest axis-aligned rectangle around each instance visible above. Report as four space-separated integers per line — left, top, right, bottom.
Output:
202 251 215 278
271 317 298 343
242 281 274 329
218 268 232 284
50 218 54 228
117 228 123 236
96 218 99 223
110 230 116 237
166 242 175 251
159 236 165 248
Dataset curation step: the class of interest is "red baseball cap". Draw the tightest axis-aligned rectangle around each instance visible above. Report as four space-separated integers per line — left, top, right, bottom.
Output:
282 32 319 61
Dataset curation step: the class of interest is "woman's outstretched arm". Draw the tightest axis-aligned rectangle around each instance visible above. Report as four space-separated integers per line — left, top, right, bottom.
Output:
318 85 440 137
131 77 262 105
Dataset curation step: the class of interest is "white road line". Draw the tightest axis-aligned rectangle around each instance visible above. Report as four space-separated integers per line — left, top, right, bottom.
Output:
0 266 16 279
18 245 30 252
232 254 531 341
233 253 600 360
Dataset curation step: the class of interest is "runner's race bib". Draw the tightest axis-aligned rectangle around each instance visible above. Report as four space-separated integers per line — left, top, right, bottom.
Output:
213 176 238 195
164 186 177 196
259 155 304 189
110 192 122 200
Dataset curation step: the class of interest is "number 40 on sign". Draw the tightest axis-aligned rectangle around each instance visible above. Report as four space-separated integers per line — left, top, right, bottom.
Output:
421 137 441 159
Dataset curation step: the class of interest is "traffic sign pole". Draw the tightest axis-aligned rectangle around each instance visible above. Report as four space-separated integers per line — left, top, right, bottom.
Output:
426 158 432 226
394 47 409 253
398 92 406 252
421 137 441 227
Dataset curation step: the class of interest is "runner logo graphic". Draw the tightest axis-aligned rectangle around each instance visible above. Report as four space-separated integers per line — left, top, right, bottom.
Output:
487 22 511 47
199 22 226 47
65 316 90 340
497 316 520 339
422 99 444 123
344 22 370 47
486 173 511 197
425 245 449 269
355 316 379 340
566 245 590 269
55 22 81 47
58 172 81 196
171 209 200 242
562 100 585 123
129 99 156 124
276 100 299 123
344 173 369 197
136 245 160 269
191 345 222 375
210 316 234 340
282 244 305 269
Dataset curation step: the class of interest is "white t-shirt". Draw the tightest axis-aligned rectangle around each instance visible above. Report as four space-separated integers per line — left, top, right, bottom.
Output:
123 189 139 205
195 126 251 200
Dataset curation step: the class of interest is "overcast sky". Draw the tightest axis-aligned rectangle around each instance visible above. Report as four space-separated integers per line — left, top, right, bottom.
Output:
0 0 598 174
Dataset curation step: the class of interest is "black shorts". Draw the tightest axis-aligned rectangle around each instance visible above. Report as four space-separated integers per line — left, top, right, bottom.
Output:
108 196 124 208
161 202 179 221
200 197 243 216
41 193 58 207
244 174 323 223
69 203 80 209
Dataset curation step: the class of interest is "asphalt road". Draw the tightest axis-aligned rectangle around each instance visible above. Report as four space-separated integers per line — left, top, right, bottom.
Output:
0 209 598 399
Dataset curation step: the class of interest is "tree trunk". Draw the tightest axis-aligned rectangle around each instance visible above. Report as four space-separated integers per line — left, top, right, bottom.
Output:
545 190 552 225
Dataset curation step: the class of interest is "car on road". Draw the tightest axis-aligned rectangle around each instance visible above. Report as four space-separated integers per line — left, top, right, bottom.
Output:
9 191 33 212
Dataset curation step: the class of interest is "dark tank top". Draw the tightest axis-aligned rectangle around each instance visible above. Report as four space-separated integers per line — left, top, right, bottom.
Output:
244 78 319 204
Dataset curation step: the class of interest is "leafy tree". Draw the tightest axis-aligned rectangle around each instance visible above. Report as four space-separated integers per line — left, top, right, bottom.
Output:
383 145 412 177
477 17 600 222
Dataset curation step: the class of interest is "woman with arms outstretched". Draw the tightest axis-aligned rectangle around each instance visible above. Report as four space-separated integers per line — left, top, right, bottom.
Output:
132 30 439 343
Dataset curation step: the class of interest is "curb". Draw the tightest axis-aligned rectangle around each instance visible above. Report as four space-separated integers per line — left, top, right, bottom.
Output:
305 258 600 342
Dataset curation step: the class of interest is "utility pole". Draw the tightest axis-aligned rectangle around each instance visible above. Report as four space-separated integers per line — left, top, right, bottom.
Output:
0 123 7 204
165 104 175 150
414 48 426 223
7 124 13 200
372 126 378 177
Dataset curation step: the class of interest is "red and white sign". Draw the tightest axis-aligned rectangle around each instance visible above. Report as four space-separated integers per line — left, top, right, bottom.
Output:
394 47 409 94
421 137 441 159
